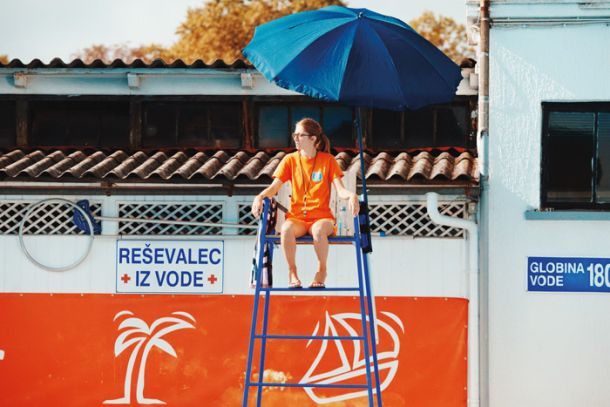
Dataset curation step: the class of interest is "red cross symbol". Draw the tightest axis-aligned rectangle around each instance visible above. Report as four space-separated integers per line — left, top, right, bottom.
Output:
207 274 218 285
121 274 131 284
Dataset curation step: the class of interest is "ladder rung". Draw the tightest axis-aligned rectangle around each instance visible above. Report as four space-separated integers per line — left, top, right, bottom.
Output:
265 235 357 244
254 334 364 341
248 382 369 389
260 287 360 292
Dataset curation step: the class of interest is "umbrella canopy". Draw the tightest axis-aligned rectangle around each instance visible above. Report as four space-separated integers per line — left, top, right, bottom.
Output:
243 6 462 111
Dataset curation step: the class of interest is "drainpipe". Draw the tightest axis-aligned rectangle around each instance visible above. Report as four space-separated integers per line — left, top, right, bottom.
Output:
478 0 490 177
426 192 479 407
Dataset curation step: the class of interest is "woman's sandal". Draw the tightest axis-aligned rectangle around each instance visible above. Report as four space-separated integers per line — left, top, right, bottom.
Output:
289 280 303 289
308 281 326 289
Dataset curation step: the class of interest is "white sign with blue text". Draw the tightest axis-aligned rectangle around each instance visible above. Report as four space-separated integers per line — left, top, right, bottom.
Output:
116 240 223 294
528 256 610 292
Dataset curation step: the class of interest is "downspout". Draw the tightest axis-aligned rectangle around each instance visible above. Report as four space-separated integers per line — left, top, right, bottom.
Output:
478 0 490 177
426 192 479 407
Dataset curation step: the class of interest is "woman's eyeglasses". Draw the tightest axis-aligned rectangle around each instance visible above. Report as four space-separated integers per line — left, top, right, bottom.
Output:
292 132 311 138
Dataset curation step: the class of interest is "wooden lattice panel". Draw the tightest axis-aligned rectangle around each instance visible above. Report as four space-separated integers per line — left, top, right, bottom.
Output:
0 201 101 235
117 202 224 235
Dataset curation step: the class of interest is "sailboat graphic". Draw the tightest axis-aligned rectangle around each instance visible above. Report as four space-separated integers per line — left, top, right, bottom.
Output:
300 311 404 404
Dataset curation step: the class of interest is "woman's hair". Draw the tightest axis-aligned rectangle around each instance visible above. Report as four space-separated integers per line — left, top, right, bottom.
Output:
296 117 331 154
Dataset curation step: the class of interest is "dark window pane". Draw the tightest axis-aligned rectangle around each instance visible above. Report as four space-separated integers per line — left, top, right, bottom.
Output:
405 107 434 148
324 106 353 147
291 105 320 130
545 111 595 203
209 104 242 148
258 106 289 148
179 105 209 146
371 109 402 148
437 105 467 146
0 101 16 148
143 103 176 147
31 101 129 147
144 102 242 148
596 113 610 202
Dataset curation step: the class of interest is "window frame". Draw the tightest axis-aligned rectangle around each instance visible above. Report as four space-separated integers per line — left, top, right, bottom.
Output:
368 96 475 151
540 102 610 210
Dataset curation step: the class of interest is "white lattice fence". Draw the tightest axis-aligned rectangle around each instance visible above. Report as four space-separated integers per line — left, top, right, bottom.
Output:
117 202 224 235
0 201 102 235
369 202 467 237
237 204 258 236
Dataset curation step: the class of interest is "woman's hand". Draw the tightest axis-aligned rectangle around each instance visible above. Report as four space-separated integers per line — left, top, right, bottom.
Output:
348 193 360 217
251 195 264 217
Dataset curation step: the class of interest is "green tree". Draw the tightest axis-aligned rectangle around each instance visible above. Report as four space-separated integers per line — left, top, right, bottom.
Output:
409 11 474 64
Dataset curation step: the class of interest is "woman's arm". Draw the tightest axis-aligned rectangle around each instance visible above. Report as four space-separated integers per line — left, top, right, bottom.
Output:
333 177 360 217
251 178 284 217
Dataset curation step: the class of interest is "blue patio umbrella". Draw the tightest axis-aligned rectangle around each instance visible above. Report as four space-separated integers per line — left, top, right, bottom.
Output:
243 6 462 111
243 7 462 406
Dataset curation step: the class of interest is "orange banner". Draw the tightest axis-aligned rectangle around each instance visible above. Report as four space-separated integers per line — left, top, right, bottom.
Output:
0 294 467 406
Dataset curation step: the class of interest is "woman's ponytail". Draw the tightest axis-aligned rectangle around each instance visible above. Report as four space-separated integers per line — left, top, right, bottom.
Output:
316 132 331 154
296 117 331 154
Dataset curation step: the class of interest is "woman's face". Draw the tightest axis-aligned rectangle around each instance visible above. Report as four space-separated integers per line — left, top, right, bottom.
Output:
293 123 316 151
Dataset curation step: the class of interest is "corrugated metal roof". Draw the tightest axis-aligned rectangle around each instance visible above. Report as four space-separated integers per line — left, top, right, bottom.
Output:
0 148 477 185
0 58 252 70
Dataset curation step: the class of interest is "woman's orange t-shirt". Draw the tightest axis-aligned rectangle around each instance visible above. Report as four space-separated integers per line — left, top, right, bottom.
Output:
273 151 343 221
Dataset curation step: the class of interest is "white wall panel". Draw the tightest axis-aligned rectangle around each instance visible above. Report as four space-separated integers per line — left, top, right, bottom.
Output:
485 4 610 406
0 234 466 297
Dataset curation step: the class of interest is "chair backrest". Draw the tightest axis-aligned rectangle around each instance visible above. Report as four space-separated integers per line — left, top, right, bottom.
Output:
273 167 357 235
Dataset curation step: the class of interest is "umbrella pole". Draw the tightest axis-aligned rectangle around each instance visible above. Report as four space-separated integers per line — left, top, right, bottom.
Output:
356 108 383 404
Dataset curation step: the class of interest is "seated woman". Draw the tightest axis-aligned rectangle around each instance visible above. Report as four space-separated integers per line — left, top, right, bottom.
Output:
252 118 359 289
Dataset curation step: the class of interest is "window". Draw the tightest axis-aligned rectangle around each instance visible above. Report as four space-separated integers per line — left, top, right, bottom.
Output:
541 103 610 209
370 101 471 149
29 101 130 148
142 101 242 148
256 103 353 148
0 101 16 148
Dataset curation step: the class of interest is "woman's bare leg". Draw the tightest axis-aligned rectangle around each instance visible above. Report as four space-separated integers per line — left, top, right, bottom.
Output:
309 219 335 286
281 220 308 286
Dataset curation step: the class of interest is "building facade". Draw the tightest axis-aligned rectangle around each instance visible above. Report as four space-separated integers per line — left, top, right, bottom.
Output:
467 1 610 406
0 59 478 405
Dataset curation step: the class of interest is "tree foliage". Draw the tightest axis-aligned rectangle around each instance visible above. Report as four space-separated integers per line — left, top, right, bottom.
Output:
409 11 474 63
0 54 9 64
73 43 169 64
72 4 472 65
73 0 345 64
170 0 346 63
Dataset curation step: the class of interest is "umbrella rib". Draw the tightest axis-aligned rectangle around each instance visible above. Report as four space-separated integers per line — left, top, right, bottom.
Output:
371 19 460 97
362 21 408 108
275 21 357 99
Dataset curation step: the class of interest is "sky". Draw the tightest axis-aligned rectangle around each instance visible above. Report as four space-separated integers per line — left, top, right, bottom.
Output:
0 0 468 63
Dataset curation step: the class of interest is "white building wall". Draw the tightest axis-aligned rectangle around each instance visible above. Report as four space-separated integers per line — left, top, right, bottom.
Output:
0 194 469 298
484 2 610 407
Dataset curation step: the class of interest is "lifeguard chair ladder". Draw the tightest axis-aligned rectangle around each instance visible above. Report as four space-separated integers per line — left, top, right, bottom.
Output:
243 198 383 406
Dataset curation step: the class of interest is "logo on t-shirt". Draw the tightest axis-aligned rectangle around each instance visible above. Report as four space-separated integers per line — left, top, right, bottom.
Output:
312 171 323 182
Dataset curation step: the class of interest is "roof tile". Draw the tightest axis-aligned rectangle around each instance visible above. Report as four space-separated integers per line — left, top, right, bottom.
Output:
0 148 478 185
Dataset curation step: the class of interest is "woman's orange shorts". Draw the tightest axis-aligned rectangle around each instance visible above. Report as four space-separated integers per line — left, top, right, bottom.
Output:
285 217 337 235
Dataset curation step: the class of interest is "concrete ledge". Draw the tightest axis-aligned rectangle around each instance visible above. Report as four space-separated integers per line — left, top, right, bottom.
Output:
525 210 610 221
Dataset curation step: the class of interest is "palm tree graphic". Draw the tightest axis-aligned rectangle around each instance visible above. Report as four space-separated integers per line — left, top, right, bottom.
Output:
104 310 196 405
